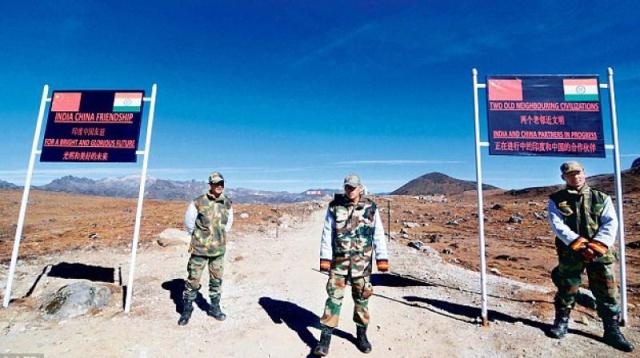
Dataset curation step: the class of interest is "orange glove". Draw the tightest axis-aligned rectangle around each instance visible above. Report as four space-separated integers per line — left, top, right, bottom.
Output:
320 259 331 272
376 259 389 272
569 237 589 252
587 241 608 256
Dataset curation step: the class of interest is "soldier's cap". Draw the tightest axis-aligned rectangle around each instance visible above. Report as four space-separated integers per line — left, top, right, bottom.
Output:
343 174 361 188
208 172 225 184
560 161 584 174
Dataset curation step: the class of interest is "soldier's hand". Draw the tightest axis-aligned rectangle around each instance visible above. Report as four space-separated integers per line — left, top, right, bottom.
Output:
376 259 389 272
582 247 596 262
569 237 589 252
319 259 331 272
587 241 608 256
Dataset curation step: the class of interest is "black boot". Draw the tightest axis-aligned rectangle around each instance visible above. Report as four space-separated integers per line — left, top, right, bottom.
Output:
548 307 570 339
313 325 333 356
178 297 194 326
207 296 227 321
603 316 635 352
356 325 372 353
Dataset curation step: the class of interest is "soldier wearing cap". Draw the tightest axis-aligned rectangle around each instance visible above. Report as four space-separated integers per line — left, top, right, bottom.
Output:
547 161 634 352
313 174 389 356
178 171 234 325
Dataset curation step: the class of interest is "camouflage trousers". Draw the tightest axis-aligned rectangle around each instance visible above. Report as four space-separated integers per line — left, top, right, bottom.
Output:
183 254 225 301
552 244 619 319
320 273 373 328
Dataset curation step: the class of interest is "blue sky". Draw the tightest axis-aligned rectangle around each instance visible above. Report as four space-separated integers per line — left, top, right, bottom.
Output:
1 1 639 193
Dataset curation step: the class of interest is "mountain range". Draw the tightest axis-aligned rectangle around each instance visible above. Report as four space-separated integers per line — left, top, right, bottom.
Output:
3 167 638 203
29 176 339 204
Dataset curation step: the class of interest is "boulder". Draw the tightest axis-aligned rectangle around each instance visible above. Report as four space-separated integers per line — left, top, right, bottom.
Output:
507 214 524 224
156 228 190 247
403 222 419 229
40 281 113 320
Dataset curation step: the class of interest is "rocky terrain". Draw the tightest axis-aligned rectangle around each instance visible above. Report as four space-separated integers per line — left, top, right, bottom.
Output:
0 189 322 262
0 169 639 356
0 199 637 357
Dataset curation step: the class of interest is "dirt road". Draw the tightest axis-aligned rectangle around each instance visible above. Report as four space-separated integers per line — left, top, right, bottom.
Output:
1 208 638 357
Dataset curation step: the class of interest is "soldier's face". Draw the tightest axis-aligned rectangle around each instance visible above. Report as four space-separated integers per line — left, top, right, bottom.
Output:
562 170 585 189
344 185 362 201
210 182 224 196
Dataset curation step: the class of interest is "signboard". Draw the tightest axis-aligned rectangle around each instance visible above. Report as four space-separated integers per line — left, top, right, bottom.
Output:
40 90 145 162
486 75 604 157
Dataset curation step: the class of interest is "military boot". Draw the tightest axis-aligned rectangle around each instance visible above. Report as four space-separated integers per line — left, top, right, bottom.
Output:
207 296 227 321
548 307 570 339
603 316 635 352
178 297 194 326
313 325 333 356
356 325 372 353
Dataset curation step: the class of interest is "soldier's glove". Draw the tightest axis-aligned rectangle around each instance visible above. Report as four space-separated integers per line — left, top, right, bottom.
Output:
319 259 331 272
582 248 596 262
569 237 589 252
376 259 389 272
587 240 608 257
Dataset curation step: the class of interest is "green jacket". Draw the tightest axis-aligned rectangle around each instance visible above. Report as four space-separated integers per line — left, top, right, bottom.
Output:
188 193 232 257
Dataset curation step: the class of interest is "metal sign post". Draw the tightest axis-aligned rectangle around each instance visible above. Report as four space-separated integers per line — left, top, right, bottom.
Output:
605 67 628 325
472 69 489 325
3 85 50 308
124 84 157 313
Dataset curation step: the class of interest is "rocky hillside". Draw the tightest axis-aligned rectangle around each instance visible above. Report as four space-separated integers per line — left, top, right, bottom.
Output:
391 172 499 195
507 166 640 198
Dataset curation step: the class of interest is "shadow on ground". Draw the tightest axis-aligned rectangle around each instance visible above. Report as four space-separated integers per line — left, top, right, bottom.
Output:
259 297 355 357
47 262 115 283
161 278 210 315
403 295 602 341
24 262 117 299
371 273 432 287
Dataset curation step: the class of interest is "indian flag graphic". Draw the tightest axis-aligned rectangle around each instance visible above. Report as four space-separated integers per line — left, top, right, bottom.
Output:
563 78 598 102
113 92 143 112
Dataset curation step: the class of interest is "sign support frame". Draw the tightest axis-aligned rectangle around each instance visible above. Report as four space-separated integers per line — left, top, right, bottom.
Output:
3 84 158 314
471 68 628 325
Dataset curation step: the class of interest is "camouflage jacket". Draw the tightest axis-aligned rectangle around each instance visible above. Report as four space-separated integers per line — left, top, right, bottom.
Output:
185 192 233 257
548 185 618 248
320 194 388 277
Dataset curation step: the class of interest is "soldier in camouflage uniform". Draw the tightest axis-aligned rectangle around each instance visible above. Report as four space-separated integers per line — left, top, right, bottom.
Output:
547 161 634 352
178 172 234 326
313 174 389 356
